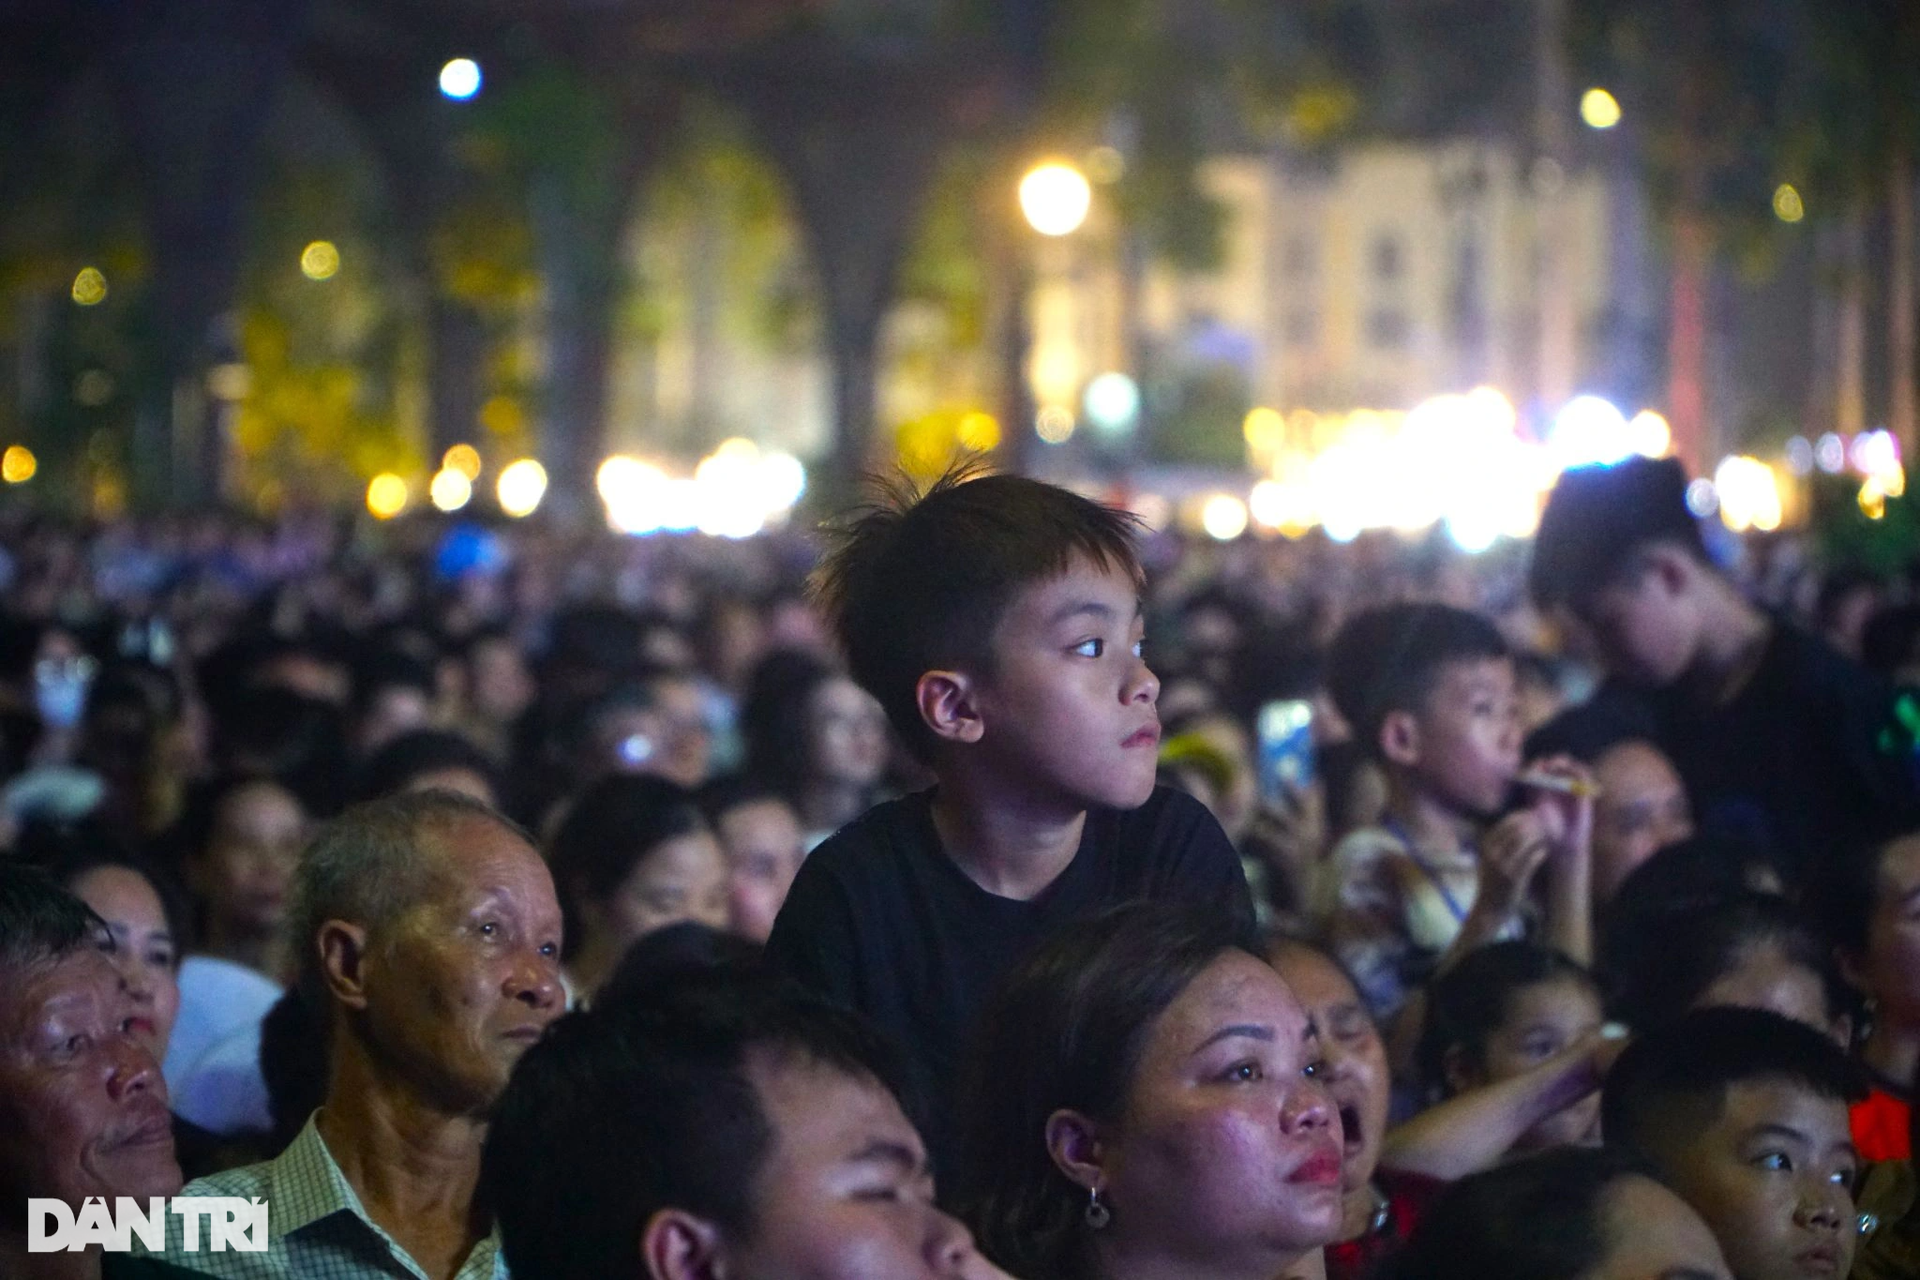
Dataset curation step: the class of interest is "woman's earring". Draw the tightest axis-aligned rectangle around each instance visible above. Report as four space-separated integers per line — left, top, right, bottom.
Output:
1085 1186 1111 1230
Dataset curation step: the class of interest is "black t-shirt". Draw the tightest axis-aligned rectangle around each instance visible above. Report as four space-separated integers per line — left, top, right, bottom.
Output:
1538 622 1920 877
764 784 1253 1165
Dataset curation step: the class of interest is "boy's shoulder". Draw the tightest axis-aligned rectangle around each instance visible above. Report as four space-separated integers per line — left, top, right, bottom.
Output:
800 789 940 878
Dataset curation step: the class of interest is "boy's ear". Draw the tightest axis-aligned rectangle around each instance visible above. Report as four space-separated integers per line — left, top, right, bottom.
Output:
641 1209 729 1280
916 670 985 746
1380 709 1422 768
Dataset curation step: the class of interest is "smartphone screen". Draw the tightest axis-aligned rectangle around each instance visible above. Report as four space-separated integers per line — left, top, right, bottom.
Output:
1256 698 1315 800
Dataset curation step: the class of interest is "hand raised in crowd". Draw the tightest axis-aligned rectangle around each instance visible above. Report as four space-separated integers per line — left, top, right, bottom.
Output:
1474 808 1555 925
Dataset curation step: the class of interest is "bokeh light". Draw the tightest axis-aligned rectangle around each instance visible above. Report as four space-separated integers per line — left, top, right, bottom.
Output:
957 412 1001 452
429 467 472 512
1580 88 1622 130
366 473 408 519
1713 456 1782 533
439 58 482 100
1547 395 1632 470
70 267 107 306
443 443 482 480
1035 406 1075 443
1019 162 1092 237
1201 494 1249 541
1773 183 1805 224
1083 372 1141 432
2 446 37 484
496 458 548 518
301 241 341 281
1627 410 1673 459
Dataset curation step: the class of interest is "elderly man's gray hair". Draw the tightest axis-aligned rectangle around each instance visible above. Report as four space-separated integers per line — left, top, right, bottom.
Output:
290 788 531 1006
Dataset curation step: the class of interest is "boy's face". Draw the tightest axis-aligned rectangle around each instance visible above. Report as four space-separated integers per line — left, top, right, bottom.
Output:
1577 561 1701 687
1405 656 1521 816
972 556 1161 811
1658 1080 1858 1280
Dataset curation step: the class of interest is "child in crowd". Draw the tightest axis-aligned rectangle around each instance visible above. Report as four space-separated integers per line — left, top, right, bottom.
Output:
700 776 809 943
1604 890 1852 1044
1818 830 1920 1161
766 472 1252 1165
1319 603 1593 1052
1531 455 1920 878
1603 1007 1865 1280
1416 942 1606 1153
1379 1147 1733 1280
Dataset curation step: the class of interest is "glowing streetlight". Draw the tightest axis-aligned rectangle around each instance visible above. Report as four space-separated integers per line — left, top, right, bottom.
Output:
439 58 482 101
1580 88 1622 130
1019 162 1092 237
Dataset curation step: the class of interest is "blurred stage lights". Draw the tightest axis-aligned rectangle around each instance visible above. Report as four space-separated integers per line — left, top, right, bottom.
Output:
301 241 340 281
443 443 482 480
2 446 37 484
1774 183 1806 224
597 446 806 539
1200 494 1249 542
1035 406 1075 444
439 58 482 101
366 473 408 519
1083 372 1140 432
1019 162 1092 237
70 267 107 306
429 467 472 513
496 458 547 518
1580 88 1621 130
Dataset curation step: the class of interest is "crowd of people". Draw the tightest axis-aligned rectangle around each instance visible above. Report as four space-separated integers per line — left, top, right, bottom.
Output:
2 453 1920 1279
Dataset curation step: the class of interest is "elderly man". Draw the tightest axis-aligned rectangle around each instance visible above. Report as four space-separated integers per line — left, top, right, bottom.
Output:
0 865 198 1280
152 789 565 1279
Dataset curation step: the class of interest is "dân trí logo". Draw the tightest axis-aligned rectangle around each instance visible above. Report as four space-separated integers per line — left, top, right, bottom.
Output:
27 1197 269 1253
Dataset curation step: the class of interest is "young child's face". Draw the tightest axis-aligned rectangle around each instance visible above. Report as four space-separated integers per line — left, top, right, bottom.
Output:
1406 656 1522 816
1468 976 1603 1151
1660 1080 1858 1280
972 555 1160 811
1861 835 1920 1025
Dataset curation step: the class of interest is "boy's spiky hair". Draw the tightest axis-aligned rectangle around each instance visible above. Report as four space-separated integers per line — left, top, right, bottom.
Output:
811 464 1145 762
1325 602 1510 761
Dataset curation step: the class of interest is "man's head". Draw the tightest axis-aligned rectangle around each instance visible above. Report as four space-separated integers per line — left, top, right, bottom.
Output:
1531 458 1718 686
485 976 990 1280
0 864 180 1211
815 471 1145 742
1602 1007 1865 1280
1326 603 1518 816
293 789 564 1116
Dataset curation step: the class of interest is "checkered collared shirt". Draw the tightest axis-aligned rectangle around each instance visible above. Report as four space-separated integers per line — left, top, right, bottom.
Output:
141 1114 509 1280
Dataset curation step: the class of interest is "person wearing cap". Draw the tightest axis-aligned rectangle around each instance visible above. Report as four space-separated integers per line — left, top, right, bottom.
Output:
1529 455 1920 878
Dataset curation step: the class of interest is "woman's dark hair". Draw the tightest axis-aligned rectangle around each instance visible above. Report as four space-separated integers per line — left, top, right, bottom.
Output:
953 901 1261 1280
1812 833 1909 958
354 728 501 803
598 921 764 1011
154 773 304 879
38 830 193 959
1603 891 1850 1032
1417 942 1597 1097
547 775 710 961
738 649 837 793
485 973 910 1280
259 990 328 1150
1376 1146 1660 1280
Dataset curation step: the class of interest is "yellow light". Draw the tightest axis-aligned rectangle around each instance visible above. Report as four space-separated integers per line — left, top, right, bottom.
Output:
1861 479 1887 521
1714 456 1783 533
958 412 1001 452
1201 494 1250 541
1035 406 1076 444
1884 465 1907 498
496 458 547 518
366 473 408 519
599 456 673 534
1773 184 1805 224
429 467 472 512
70 267 107 306
1085 145 1126 183
301 241 341 281
1243 406 1285 450
1580 88 1622 130
1019 162 1092 237
2 446 37 484
443 443 482 480
1628 410 1672 458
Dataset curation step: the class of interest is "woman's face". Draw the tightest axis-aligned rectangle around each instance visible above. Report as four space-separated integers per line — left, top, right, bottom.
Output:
1860 835 1920 1026
1094 951 1345 1273
1268 944 1390 1196
1693 941 1841 1042
1461 977 1603 1152
193 782 307 939
806 678 889 790
1591 741 1693 904
1587 1175 1734 1280
67 866 180 1061
598 829 730 953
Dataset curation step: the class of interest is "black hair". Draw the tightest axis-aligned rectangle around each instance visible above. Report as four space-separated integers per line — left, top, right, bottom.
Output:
155 773 306 886
598 921 765 1012
259 990 328 1150
210 688 348 817
1813 832 1914 959
39 833 193 959
1601 1006 1867 1170
1530 456 1711 609
547 774 711 960
1860 605 1920 679
697 772 799 827
812 467 1145 762
739 649 839 793
1376 1146 1665 1280
952 900 1261 1280
1602 890 1848 1032
0 861 104 973
484 973 913 1280
355 729 501 803
1324 602 1510 758
1417 942 1598 1097
350 648 437 714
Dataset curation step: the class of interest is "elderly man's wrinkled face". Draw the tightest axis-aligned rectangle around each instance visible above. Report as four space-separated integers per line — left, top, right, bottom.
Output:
362 816 565 1114
0 947 181 1206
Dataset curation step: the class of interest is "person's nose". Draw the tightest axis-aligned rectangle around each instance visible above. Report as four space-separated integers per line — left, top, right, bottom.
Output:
928 1206 983 1278
104 1034 163 1103
1124 653 1159 707
1797 1180 1850 1233
506 947 563 1013
1280 1078 1337 1135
